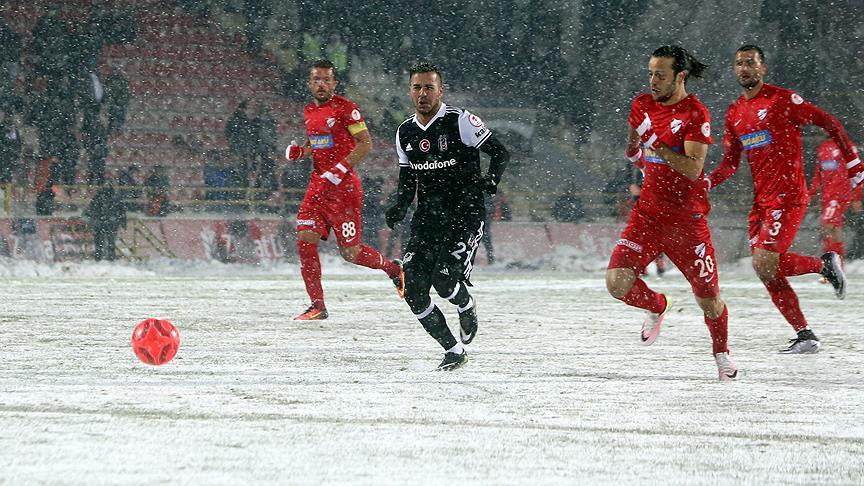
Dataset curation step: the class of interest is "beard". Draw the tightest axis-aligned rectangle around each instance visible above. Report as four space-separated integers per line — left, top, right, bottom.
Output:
652 87 674 103
737 75 761 90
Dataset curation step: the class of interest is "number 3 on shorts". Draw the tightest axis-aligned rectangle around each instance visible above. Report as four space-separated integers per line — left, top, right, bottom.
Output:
768 221 782 237
341 222 356 238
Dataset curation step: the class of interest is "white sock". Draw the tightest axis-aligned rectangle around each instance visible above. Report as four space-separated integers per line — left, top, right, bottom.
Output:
445 343 464 355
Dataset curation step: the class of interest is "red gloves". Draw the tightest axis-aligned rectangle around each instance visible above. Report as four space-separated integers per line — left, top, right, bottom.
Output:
625 146 642 163
285 141 305 161
630 113 657 150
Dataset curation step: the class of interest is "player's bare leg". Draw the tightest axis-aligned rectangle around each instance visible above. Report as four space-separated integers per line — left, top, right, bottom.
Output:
295 230 327 320
339 244 404 298
695 296 737 381
606 267 669 345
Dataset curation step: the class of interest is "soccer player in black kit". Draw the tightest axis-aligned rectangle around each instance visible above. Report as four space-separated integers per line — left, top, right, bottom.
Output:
386 63 509 370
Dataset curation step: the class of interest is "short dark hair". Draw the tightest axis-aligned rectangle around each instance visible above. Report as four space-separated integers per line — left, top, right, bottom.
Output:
310 59 335 74
651 45 708 82
737 44 766 64
408 62 443 84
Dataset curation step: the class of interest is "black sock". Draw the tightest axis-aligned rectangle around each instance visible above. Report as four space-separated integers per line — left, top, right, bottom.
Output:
447 282 471 309
417 304 457 350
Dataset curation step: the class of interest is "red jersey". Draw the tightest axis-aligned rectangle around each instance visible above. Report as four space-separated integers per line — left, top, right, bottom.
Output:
628 93 714 220
303 94 368 195
709 84 860 206
810 139 860 204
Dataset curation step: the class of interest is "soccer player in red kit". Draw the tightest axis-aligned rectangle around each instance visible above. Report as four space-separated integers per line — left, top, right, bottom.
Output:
606 45 737 381
708 45 863 353
810 137 862 268
285 60 403 320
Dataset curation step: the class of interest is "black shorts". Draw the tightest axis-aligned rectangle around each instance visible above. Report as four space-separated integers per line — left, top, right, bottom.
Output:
403 215 485 285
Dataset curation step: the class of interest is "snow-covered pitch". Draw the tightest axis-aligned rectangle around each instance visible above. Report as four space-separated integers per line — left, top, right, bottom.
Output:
2 258 863 484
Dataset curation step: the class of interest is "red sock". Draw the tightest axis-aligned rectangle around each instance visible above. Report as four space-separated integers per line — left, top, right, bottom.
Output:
822 236 834 255
764 277 808 331
704 305 729 354
777 252 822 276
354 245 400 278
619 278 666 314
298 240 324 306
823 237 845 261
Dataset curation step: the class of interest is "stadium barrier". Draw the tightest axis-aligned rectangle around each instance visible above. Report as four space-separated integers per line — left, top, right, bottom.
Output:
0 215 825 267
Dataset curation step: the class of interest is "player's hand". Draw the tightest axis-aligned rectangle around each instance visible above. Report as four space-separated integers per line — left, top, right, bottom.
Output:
385 205 408 229
480 174 497 195
285 141 304 161
625 146 642 163
634 113 659 150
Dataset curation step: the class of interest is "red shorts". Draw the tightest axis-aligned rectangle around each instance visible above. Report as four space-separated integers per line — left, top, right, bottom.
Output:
820 199 851 228
747 202 807 253
296 178 364 247
608 210 720 298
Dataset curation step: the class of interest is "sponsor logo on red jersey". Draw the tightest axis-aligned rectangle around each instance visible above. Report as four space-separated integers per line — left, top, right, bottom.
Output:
740 130 772 150
309 135 334 148
820 159 839 171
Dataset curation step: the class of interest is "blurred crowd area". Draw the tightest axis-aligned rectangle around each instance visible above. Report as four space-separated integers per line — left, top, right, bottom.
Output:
0 0 861 224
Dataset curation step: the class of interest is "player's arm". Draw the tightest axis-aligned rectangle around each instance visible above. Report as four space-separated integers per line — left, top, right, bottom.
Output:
344 127 372 167
457 109 508 193
653 140 707 181
794 97 863 187
852 184 863 214
386 167 416 229
707 110 743 189
385 128 417 229
625 126 646 173
479 134 509 194
629 119 707 181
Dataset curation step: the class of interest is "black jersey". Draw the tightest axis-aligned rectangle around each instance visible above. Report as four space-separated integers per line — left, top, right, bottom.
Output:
395 103 493 227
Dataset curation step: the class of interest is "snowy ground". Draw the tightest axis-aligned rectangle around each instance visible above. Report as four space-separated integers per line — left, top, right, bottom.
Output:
2 257 864 484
